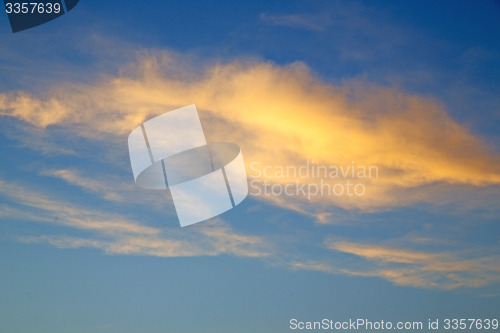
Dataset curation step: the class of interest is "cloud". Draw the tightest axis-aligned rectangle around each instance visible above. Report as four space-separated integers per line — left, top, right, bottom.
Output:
259 13 331 31
1 51 499 219
324 239 500 289
329 241 434 264
2 175 499 290
0 178 271 258
18 223 269 258
0 178 161 236
40 168 149 204
288 260 336 274
1 50 499 289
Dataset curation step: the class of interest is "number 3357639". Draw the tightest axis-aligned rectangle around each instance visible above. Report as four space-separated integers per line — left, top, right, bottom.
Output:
5 2 61 14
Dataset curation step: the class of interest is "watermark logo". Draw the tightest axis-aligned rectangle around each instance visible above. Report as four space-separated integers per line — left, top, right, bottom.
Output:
248 161 378 200
4 0 79 33
128 105 248 227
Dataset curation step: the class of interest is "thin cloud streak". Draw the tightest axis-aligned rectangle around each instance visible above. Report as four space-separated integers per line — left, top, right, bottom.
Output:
259 13 331 31
323 239 500 289
0 178 271 258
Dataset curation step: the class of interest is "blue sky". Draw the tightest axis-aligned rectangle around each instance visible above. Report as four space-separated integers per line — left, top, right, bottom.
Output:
1 1 500 332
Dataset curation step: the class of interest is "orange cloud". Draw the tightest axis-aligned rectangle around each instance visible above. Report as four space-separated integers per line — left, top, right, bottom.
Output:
1 51 499 217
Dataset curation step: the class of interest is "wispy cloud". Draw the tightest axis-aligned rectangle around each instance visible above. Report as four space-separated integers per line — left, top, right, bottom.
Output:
2 176 499 289
323 239 500 289
41 168 138 203
0 178 161 236
18 222 270 258
0 178 271 258
259 13 331 31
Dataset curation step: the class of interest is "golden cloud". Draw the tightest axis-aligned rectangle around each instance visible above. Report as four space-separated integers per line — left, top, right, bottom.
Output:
1 51 499 217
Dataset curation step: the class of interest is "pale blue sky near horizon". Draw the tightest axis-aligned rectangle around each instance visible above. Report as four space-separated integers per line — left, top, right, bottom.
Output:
1 1 500 332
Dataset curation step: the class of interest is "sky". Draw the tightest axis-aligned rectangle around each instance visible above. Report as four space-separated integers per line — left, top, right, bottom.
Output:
1 1 500 332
